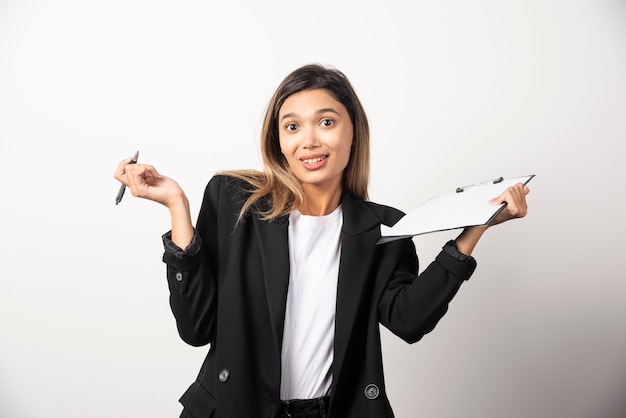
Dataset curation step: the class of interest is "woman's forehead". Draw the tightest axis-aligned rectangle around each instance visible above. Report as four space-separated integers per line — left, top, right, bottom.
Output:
278 89 347 118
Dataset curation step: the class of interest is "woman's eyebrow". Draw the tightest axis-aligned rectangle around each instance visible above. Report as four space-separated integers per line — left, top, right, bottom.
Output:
280 108 341 122
280 112 297 122
316 108 341 117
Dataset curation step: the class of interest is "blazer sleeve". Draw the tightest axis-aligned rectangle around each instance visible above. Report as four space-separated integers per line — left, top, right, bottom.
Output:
377 239 477 344
161 176 223 347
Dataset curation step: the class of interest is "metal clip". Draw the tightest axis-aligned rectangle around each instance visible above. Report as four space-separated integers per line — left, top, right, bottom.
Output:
456 176 503 193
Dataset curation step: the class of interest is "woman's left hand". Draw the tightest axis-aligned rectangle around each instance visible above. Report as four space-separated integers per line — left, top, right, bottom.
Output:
488 183 530 226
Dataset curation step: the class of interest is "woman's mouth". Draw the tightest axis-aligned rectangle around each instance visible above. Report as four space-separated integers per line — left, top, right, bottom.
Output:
300 155 328 169
302 156 327 164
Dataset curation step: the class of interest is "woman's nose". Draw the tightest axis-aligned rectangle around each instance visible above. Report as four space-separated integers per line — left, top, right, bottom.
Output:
302 129 320 149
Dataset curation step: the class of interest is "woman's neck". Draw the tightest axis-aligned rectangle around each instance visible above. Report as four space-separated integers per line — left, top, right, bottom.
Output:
298 184 343 216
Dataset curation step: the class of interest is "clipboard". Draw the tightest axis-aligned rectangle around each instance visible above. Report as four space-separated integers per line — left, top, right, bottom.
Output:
378 175 535 244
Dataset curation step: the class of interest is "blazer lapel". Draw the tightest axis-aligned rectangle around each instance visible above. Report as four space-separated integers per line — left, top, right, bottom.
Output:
333 193 382 387
254 215 291 353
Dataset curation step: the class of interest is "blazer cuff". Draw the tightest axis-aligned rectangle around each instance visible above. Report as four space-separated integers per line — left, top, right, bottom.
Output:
162 229 203 272
435 240 477 280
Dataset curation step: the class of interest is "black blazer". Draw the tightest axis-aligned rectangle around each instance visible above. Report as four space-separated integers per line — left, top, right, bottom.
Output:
162 175 476 418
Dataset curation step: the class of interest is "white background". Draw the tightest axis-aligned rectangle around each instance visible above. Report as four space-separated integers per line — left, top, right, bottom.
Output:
1 0 625 417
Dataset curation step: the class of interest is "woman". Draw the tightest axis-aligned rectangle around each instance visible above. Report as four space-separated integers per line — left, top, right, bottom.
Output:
114 64 529 418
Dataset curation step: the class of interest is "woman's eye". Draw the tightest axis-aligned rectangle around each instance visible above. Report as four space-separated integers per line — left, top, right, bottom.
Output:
321 119 334 127
286 123 298 131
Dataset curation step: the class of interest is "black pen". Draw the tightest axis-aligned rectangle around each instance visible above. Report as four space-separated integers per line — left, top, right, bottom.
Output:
115 150 139 205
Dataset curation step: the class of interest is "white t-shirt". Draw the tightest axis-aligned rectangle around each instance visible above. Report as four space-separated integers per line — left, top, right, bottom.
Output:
280 206 343 401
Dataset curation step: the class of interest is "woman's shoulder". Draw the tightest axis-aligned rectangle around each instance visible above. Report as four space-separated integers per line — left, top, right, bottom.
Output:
343 192 406 227
203 171 271 217
207 170 264 194
364 200 406 227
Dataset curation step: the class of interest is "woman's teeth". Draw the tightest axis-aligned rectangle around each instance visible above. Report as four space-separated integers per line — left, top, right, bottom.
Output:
302 156 326 164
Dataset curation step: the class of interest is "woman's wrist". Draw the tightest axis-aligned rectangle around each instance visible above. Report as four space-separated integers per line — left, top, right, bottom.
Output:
455 225 488 256
168 193 194 250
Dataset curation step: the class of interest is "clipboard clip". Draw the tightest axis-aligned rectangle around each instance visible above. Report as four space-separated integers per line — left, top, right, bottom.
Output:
456 176 503 193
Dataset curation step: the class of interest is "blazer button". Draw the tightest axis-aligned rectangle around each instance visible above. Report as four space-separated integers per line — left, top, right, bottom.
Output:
218 369 230 383
364 384 379 400
175 272 183 282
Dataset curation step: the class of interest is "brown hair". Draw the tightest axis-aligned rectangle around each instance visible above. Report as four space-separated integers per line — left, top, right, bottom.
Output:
222 64 370 221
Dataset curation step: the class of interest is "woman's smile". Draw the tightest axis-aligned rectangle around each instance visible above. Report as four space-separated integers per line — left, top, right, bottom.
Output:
300 154 328 168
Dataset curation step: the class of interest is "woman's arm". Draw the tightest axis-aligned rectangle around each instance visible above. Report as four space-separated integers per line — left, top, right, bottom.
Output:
114 157 221 346
378 239 475 344
113 156 194 249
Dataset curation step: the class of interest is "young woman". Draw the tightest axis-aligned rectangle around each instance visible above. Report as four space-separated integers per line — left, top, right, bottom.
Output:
114 64 529 418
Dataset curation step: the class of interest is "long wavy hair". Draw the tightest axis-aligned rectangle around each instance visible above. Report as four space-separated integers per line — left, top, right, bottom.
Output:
222 64 370 221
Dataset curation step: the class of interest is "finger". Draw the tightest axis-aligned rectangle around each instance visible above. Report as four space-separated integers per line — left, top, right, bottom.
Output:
488 189 508 206
124 164 155 185
489 183 529 204
510 184 529 206
125 164 165 198
124 163 160 180
113 157 135 182
502 184 528 218
113 155 154 181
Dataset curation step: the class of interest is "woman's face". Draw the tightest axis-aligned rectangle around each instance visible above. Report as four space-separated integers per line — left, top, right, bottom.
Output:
278 88 353 195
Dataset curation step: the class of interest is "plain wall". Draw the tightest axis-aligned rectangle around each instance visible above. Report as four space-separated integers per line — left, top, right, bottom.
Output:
1 0 625 417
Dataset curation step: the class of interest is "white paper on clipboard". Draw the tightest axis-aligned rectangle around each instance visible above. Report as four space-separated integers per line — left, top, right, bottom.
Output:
378 175 534 244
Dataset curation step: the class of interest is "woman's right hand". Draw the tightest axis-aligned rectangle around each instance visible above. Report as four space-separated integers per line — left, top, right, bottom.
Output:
113 157 186 210
114 156 195 249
